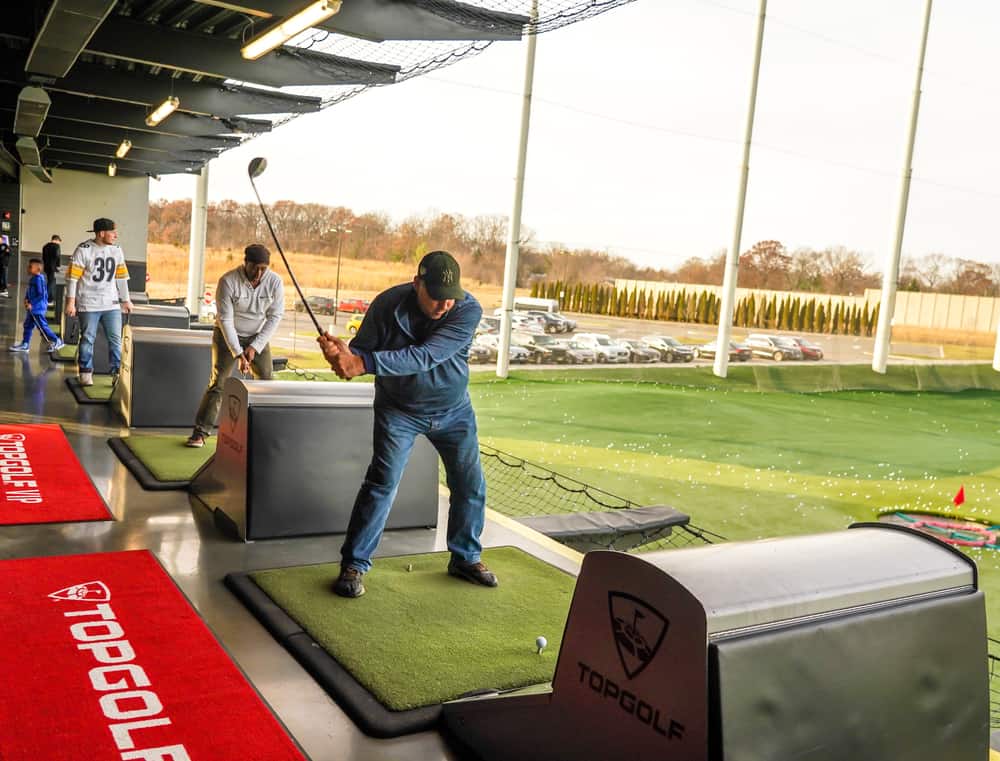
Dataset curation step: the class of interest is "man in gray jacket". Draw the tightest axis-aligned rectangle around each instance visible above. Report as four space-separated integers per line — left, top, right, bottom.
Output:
186 244 284 448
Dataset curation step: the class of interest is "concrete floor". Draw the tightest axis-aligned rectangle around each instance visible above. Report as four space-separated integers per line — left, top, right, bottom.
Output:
0 296 578 761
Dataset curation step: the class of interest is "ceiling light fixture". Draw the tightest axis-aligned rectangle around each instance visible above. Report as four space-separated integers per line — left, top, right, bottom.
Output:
116 139 132 158
145 96 179 127
108 162 117 177
241 0 342 61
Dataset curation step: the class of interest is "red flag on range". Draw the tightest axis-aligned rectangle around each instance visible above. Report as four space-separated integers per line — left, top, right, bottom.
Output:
953 485 965 507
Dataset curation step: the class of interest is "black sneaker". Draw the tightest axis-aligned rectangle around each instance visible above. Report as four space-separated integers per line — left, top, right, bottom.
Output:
333 567 365 598
447 559 499 588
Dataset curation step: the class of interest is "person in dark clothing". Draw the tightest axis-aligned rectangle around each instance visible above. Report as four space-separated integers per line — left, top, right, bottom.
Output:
318 251 496 599
0 239 11 297
9 258 64 352
41 234 61 302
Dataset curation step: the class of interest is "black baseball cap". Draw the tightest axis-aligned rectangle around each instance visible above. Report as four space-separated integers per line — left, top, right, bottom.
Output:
417 251 465 301
88 218 116 233
244 244 271 264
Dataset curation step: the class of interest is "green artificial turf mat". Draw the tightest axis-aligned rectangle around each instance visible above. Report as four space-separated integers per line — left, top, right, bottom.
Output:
53 343 77 361
120 434 216 482
81 375 114 400
250 547 573 711
468 376 1000 639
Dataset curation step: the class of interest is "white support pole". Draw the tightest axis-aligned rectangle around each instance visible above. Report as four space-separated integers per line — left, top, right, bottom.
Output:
872 0 933 374
186 163 210 318
496 1 538 379
714 0 767 379
993 324 1000 372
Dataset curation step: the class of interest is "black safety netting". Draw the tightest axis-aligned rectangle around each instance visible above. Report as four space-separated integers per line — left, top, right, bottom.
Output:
244 0 638 117
477 443 725 552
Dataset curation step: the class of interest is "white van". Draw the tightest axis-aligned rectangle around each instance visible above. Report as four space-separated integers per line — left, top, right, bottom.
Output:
513 296 560 314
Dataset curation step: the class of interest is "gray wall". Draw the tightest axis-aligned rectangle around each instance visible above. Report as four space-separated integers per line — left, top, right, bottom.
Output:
20 167 149 262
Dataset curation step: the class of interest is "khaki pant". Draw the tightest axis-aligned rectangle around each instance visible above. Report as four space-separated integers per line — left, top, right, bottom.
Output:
193 326 272 437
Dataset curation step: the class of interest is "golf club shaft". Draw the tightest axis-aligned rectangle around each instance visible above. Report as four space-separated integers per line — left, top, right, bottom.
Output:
249 179 325 337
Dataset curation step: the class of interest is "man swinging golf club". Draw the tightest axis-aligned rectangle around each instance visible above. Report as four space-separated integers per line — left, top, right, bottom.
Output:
186 244 284 447
319 251 497 598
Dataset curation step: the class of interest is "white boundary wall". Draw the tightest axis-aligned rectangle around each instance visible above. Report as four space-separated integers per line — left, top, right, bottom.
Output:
20 168 149 261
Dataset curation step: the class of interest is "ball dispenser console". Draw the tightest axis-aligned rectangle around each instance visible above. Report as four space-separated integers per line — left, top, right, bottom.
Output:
444 524 988 761
112 325 212 427
190 378 439 541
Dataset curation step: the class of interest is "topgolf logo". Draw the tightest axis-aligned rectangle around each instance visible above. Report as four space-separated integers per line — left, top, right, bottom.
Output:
49 581 111 603
609 592 669 680
0 433 25 442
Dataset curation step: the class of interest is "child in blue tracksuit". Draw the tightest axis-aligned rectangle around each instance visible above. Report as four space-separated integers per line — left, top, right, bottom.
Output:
10 258 64 353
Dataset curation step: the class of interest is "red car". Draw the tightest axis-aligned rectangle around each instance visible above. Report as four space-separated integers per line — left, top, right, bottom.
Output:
789 337 824 360
338 298 370 314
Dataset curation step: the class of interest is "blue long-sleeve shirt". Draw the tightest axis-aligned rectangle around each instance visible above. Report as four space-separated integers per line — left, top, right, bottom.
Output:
26 273 48 313
349 283 482 414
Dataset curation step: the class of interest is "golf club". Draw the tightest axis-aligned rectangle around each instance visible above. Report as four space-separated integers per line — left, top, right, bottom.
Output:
247 157 325 337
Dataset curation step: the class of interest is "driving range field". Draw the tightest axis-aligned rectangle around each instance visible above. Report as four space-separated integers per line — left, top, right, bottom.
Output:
469 364 1000 639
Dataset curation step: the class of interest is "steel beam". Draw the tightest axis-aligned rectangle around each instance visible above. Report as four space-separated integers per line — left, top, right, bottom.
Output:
39 134 218 163
87 16 399 88
1 114 241 151
194 0 525 42
41 146 204 173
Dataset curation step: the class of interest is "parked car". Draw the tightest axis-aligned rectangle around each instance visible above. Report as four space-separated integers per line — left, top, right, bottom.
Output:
492 309 547 335
788 336 824 360
619 340 660 363
467 343 492 363
573 333 630 363
745 334 804 361
474 333 532 364
641 335 695 362
338 298 370 314
695 341 752 361
511 338 554 364
345 313 365 336
528 310 576 333
477 316 500 335
546 340 596 364
295 295 337 315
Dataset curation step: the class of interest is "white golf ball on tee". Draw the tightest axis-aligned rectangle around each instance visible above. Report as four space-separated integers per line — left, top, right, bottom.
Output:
535 636 547 654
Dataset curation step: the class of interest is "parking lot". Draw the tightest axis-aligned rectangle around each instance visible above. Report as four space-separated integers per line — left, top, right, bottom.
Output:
270 305 957 370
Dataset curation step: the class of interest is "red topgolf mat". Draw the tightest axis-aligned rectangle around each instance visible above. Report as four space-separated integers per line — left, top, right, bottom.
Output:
0 550 306 761
0 423 110 525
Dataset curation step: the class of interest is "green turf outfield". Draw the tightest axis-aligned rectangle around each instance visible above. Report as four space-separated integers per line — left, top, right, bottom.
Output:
250 547 574 711
120 434 216 481
469 368 1000 639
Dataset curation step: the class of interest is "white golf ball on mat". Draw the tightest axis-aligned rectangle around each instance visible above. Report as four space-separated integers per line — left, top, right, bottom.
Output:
535 636 547 654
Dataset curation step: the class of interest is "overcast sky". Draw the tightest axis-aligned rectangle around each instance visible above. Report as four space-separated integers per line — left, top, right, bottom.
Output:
151 0 1000 271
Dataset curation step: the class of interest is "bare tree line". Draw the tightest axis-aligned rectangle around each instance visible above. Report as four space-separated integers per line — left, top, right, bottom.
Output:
148 200 1000 297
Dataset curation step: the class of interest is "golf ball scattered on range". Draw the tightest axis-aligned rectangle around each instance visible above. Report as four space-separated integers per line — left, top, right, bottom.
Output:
535 636 547 653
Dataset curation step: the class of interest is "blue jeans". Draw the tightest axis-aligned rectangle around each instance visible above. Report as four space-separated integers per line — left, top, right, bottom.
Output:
77 309 122 372
341 400 486 573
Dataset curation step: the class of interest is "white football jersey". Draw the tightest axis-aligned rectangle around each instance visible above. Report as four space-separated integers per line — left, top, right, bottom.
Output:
67 239 129 311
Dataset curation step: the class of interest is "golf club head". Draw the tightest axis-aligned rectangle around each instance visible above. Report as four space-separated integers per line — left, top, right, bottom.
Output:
247 157 268 179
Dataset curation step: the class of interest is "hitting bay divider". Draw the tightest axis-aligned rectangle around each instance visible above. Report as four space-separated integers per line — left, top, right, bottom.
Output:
190 378 438 541
226 547 575 737
112 325 213 427
0 550 306 760
444 525 989 761
108 434 216 490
